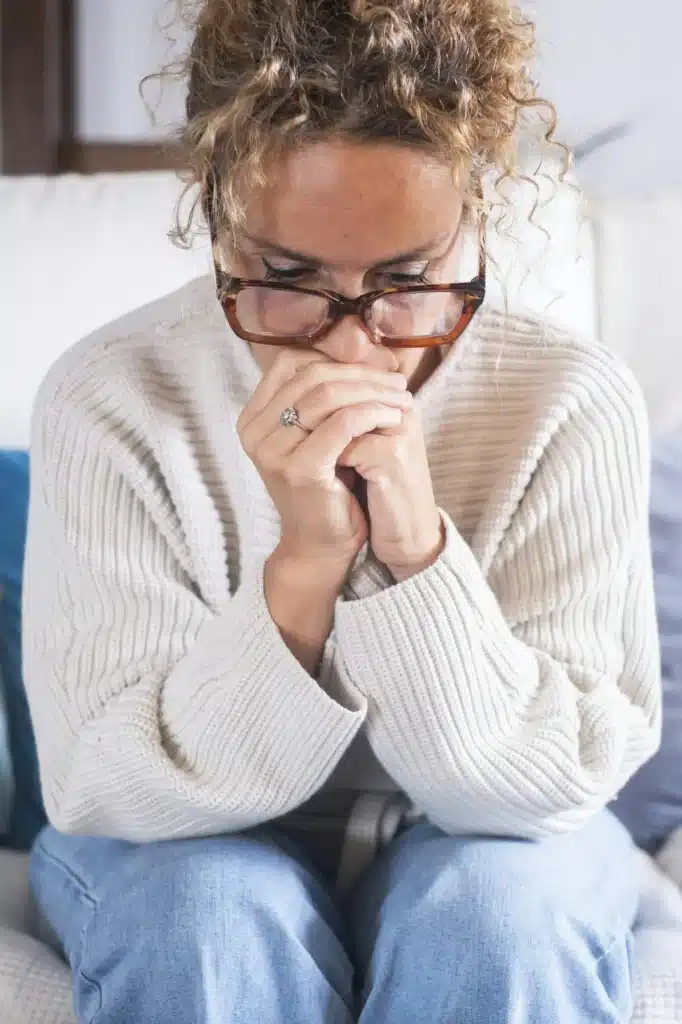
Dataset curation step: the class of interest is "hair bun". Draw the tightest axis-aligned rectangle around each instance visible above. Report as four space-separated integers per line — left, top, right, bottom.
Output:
160 0 562 243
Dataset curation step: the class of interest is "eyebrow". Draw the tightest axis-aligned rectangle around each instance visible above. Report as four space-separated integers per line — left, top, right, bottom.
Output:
240 229 456 268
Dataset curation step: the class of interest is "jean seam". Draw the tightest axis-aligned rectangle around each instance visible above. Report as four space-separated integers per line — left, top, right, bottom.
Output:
590 916 635 968
593 929 635 1021
33 842 104 1021
593 934 621 967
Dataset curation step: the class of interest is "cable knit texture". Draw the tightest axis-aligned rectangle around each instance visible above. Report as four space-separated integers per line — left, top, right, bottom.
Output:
22 275 661 850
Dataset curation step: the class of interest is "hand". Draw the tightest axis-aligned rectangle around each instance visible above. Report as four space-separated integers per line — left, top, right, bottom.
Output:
337 404 444 582
238 350 414 572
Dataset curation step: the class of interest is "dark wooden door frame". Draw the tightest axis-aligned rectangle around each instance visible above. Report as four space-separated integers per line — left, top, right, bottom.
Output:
1 0 74 174
1 0 178 175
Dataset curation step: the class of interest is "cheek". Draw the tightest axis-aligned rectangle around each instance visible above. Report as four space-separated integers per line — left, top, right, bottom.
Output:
249 343 279 375
394 350 421 375
395 348 433 388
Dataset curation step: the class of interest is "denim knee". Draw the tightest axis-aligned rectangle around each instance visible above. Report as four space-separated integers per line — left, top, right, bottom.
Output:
350 819 637 1024
87 832 341 962
375 829 629 959
31 829 354 1024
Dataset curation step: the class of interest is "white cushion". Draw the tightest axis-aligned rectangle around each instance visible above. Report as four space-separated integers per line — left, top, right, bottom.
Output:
657 828 682 897
0 172 211 448
0 851 73 1022
588 190 682 434
0 926 73 1024
0 850 33 935
0 168 596 449
631 849 682 1022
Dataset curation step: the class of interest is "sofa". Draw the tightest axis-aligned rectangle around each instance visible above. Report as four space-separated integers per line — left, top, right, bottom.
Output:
1 170 682 1022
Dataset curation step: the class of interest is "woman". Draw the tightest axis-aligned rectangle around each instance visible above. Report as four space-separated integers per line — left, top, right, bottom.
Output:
24 1 660 1022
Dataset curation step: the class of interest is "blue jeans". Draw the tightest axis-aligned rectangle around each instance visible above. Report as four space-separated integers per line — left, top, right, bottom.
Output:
30 811 639 1023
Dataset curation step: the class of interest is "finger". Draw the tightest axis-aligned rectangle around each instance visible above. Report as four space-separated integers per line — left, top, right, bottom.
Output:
298 380 412 426
337 403 418 461
257 395 408 466
337 428 391 468
273 381 413 453
249 363 408 442
337 429 394 466
291 404 405 473
241 349 326 427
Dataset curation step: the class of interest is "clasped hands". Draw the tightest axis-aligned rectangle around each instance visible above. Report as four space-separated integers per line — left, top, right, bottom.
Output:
238 350 445 585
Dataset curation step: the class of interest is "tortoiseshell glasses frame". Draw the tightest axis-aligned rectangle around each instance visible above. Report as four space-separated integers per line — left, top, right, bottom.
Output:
207 177 487 349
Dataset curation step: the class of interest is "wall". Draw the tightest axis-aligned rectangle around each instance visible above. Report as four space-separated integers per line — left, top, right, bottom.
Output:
529 0 681 194
77 0 680 193
77 0 190 140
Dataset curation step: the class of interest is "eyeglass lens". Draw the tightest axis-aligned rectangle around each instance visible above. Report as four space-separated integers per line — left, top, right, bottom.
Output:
234 286 467 341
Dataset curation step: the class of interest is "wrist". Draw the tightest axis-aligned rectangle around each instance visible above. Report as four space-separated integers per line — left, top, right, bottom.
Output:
272 539 357 588
264 544 353 675
387 517 445 583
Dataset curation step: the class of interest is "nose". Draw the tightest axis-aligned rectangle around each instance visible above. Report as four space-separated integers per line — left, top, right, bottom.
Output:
315 316 399 370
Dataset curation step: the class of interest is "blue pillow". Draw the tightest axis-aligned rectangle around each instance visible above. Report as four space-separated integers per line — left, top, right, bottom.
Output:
0 451 46 849
611 431 682 852
0 663 13 834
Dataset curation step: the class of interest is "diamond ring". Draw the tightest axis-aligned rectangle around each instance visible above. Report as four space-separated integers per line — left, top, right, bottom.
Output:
279 407 312 433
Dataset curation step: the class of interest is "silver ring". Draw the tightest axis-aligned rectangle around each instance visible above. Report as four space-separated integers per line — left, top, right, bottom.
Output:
279 406 312 433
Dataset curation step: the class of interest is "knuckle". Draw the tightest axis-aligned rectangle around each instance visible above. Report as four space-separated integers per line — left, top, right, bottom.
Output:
297 358 355 395
272 351 300 383
303 361 332 387
255 445 277 472
311 381 342 407
411 403 424 425
362 403 389 423
333 406 355 430
275 350 297 374
237 422 254 454
393 445 410 468
281 461 309 489
236 408 248 434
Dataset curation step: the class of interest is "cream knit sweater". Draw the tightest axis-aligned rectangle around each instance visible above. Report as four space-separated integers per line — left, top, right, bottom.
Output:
23 275 661 868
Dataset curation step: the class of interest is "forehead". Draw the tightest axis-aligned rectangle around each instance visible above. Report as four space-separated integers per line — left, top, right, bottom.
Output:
240 140 465 265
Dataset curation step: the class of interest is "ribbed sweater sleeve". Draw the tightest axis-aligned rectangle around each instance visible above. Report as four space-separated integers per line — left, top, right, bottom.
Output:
22 371 365 841
334 358 662 837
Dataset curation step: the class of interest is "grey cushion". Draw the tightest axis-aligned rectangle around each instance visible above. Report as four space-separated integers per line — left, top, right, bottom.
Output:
612 431 682 852
0 850 73 1022
0 927 73 1024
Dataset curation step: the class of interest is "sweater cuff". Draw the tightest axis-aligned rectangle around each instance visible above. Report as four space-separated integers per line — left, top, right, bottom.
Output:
162 561 366 797
334 510 505 682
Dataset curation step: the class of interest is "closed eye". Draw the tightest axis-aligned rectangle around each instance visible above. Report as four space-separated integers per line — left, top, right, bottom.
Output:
261 258 431 287
262 259 312 282
381 270 431 285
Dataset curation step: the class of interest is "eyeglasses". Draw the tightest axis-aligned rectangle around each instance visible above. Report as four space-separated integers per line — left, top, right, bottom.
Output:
208 179 486 349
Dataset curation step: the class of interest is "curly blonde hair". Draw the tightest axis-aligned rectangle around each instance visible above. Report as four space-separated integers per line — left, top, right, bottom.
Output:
165 0 563 244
